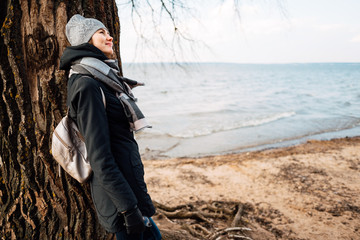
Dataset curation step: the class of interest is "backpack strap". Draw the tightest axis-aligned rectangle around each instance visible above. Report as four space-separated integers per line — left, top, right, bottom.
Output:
99 87 106 108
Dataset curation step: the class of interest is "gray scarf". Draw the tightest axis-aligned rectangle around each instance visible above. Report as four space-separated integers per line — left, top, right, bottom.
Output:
70 57 151 132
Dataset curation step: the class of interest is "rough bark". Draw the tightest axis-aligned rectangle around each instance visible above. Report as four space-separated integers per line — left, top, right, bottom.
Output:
0 0 121 239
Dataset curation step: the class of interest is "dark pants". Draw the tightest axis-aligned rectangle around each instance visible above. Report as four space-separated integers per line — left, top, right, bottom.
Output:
115 218 161 240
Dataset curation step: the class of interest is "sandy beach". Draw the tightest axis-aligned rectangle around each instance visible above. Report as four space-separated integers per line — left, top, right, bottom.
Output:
143 137 360 239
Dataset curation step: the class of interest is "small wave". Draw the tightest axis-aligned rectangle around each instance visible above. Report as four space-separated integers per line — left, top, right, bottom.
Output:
168 111 296 138
245 111 296 127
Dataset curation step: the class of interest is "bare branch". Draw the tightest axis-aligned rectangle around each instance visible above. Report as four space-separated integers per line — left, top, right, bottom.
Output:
117 0 287 63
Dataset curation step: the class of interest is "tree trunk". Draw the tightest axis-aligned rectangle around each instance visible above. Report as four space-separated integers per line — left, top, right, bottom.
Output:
0 0 121 239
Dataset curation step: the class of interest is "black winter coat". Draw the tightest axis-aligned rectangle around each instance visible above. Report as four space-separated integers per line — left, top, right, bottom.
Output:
60 44 155 233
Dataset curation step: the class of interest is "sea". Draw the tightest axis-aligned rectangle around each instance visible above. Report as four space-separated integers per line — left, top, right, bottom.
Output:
123 62 360 159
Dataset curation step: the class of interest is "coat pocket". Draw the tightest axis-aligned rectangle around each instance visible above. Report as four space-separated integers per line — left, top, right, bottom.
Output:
90 180 118 218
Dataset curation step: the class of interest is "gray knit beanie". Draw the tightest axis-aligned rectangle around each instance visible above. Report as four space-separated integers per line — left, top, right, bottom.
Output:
66 14 107 46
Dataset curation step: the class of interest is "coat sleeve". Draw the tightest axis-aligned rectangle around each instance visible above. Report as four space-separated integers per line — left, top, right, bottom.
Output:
69 76 138 213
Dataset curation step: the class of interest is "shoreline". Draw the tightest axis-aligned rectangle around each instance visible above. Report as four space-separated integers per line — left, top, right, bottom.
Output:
144 136 360 239
139 126 360 161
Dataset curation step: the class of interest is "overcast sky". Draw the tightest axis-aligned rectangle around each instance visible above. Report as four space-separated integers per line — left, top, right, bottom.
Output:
117 0 360 63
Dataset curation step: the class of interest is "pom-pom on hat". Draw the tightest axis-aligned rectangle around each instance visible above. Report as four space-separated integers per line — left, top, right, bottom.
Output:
66 14 107 46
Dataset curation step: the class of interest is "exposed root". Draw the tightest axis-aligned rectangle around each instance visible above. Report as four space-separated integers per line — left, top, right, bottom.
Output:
208 227 252 240
231 203 244 227
153 200 189 212
157 208 211 223
154 200 254 240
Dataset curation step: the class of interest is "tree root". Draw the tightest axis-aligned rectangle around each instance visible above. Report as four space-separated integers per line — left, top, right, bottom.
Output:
153 200 254 240
231 203 244 227
208 227 252 240
154 200 190 212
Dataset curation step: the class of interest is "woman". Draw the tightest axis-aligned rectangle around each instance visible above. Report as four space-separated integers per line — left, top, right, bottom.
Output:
59 14 161 240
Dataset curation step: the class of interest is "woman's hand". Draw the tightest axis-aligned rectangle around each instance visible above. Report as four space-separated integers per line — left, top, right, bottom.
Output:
123 206 146 235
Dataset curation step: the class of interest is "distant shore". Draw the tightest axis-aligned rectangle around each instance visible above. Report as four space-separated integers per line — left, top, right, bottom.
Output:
144 136 360 239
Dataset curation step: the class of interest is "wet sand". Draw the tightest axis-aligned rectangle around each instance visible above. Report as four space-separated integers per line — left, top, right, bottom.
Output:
143 137 360 239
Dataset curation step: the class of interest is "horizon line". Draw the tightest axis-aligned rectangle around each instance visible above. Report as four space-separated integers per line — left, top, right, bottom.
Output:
122 61 360 65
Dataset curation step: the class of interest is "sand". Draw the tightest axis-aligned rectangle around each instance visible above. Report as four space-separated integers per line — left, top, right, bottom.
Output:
143 137 360 239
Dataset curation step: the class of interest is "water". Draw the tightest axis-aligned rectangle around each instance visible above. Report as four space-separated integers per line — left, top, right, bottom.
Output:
123 63 360 159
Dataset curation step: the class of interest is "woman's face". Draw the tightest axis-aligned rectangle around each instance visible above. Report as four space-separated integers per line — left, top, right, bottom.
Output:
90 28 114 58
